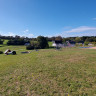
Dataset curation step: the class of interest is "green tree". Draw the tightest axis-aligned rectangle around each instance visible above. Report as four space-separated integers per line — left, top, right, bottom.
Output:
55 36 62 41
75 37 81 43
84 42 89 46
37 36 49 49
0 39 4 44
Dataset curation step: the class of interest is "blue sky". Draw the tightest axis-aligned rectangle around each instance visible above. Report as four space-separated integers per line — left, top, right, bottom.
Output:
0 0 96 37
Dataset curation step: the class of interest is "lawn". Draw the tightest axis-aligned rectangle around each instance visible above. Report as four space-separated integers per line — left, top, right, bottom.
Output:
0 46 96 96
48 41 53 47
3 39 9 45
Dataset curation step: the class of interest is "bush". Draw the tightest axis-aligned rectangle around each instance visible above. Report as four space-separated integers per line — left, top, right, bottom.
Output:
34 42 40 49
26 45 34 50
26 36 49 50
0 39 4 44
26 41 40 50
92 42 96 46
84 42 89 46
7 39 26 45
75 43 79 46
37 36 49 49
76 43 83 46
0 51 3 54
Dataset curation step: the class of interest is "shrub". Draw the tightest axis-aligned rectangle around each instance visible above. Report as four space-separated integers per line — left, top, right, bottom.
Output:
84 42 89 46
7 39 27 45
26 41 40 50
37 36 49 49
92 42 96 46
0 51 3 54
0 39 4 44
34 42 40 49
26 45 34 50
75 43 79 46
26 36 49 50
76 43 83 46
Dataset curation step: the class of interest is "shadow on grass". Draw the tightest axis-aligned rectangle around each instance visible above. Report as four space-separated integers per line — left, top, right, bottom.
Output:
0 45 4 47
48 46 55 49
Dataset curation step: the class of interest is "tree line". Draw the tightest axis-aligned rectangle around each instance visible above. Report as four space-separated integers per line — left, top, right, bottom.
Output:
1 35 96 48
0 35 49 50
47 36 96 43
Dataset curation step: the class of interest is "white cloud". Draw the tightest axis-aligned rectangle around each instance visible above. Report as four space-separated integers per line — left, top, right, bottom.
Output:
57 26 96 37
0 32 15 37
65 26 96 33
93 18 96 20
0 30 35 38
27 34 34 38
20 33 34 38
23 29 29 33
8 32 15 36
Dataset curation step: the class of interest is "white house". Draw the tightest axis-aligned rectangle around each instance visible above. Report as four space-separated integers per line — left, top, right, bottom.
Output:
52 40 76 47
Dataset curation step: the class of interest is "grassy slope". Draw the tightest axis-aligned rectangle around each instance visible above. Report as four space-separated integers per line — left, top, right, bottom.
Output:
48 41 53 47
0 46 96 96
3 40 9 45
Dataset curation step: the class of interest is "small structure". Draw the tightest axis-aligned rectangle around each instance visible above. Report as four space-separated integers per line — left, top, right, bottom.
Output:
52 40 76 48
25 43 30 46
52 40 64 48
66 40 76 47
4 49 16 55
88 43 93 46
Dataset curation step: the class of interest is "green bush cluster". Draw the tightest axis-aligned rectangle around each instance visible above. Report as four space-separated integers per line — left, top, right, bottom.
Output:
75 43 83 46
26 36 49 50
84 42 89 45
0 39 4 44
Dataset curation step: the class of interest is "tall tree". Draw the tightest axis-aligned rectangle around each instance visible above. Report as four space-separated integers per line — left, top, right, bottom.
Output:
37 36 49 49
55 36 62 41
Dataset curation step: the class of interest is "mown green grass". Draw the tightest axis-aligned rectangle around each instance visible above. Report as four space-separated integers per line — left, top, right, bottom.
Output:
48 41 53 47
0 46 96 96
3 39 9 45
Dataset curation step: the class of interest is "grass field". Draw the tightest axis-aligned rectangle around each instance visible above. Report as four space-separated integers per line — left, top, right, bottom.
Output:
3 40 9 45
0 46 96 96
48 42 53 47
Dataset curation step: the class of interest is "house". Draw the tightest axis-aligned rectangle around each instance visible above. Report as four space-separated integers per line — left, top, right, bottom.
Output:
52 40 76 48
88 43 93 46
66 40 76 47
25 43 30 46
52 40 64 47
